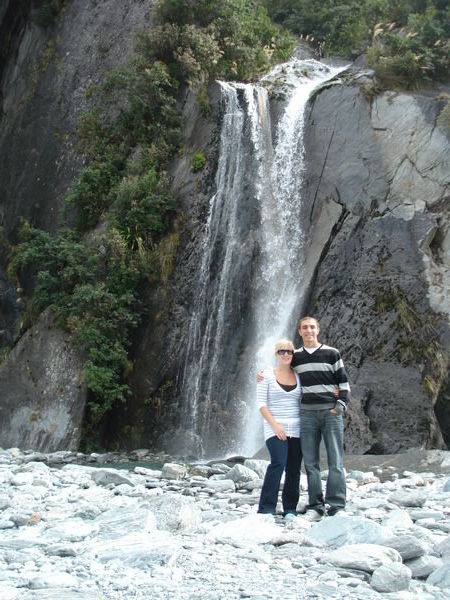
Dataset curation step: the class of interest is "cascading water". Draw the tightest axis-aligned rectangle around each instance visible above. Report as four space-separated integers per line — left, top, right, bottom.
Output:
178 59 347 459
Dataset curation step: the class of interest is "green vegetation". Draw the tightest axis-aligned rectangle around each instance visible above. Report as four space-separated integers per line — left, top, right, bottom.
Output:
262 0 450 89
150 0 295 83
13 226 140 432
13 0 295 447
191 151 207 172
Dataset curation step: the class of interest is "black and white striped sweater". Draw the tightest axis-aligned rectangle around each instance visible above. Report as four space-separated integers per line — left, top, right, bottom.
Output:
292 344 350 412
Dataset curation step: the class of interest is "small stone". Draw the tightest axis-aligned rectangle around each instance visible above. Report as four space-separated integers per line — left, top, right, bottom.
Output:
161 463 187 480
371 562 412 592
388 491 427 507
226 464 259 484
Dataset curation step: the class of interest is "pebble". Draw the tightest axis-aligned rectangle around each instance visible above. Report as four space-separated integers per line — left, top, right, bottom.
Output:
0 447 448 599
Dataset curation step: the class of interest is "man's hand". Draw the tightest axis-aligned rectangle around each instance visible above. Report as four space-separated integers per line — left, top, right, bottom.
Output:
256 370 265 383
330 388 341 414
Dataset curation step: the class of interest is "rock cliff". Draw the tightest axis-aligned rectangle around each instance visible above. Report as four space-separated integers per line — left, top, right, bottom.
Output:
0 2 448 456
301 71 450 453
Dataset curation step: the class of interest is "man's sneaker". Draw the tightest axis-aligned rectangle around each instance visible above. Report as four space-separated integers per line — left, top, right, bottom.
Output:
301 509 323 522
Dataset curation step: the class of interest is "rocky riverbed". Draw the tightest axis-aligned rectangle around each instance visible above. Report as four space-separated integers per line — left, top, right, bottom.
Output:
0 447 450 599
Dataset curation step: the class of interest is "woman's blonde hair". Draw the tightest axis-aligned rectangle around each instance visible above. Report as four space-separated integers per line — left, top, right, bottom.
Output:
274 339 294 354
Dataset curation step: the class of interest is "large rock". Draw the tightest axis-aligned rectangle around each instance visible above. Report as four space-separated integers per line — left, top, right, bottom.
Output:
125 67 450 459
0 0 154 371
302 71 449 454
427 564 450 590
0 310 86 451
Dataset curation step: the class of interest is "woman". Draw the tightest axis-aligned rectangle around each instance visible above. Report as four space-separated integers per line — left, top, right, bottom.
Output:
257 339 302 517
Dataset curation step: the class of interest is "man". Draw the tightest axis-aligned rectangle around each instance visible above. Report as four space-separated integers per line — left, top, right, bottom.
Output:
293 315 350 520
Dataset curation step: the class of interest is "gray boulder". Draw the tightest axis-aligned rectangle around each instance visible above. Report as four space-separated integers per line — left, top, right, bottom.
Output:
324 543 402 572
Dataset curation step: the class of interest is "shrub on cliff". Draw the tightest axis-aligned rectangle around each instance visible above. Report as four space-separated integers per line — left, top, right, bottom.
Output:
263 0 450 88
141 0 295 84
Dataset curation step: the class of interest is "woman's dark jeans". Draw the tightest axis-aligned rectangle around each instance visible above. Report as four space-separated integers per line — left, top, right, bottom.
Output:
258 435 302 515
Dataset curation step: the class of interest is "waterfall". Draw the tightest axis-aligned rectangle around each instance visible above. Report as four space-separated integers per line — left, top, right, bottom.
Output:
178 59 347 459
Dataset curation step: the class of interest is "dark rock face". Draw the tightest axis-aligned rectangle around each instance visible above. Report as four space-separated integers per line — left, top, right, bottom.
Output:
0 0 152 238
0 310 86 451
301 70 450 453
0 1 153 448
0 271 20 346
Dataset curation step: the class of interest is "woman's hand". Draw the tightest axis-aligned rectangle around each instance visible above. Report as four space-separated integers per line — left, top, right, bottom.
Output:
273 423 287 440
256 370 265 383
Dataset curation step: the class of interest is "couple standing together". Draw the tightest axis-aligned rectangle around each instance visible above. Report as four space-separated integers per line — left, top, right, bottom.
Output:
257 316 350 521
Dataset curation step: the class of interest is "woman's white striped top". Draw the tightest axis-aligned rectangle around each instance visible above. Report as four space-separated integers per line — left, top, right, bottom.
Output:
257 369 302 441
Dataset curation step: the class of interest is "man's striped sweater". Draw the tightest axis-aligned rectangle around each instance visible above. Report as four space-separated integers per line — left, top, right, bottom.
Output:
291 344 350 412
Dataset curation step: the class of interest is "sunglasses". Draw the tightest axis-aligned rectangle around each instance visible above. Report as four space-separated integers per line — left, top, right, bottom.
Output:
277 349 294 356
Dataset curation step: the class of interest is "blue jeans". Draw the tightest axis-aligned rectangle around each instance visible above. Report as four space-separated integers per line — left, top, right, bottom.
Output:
300 409 346 513
258 436 302 515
